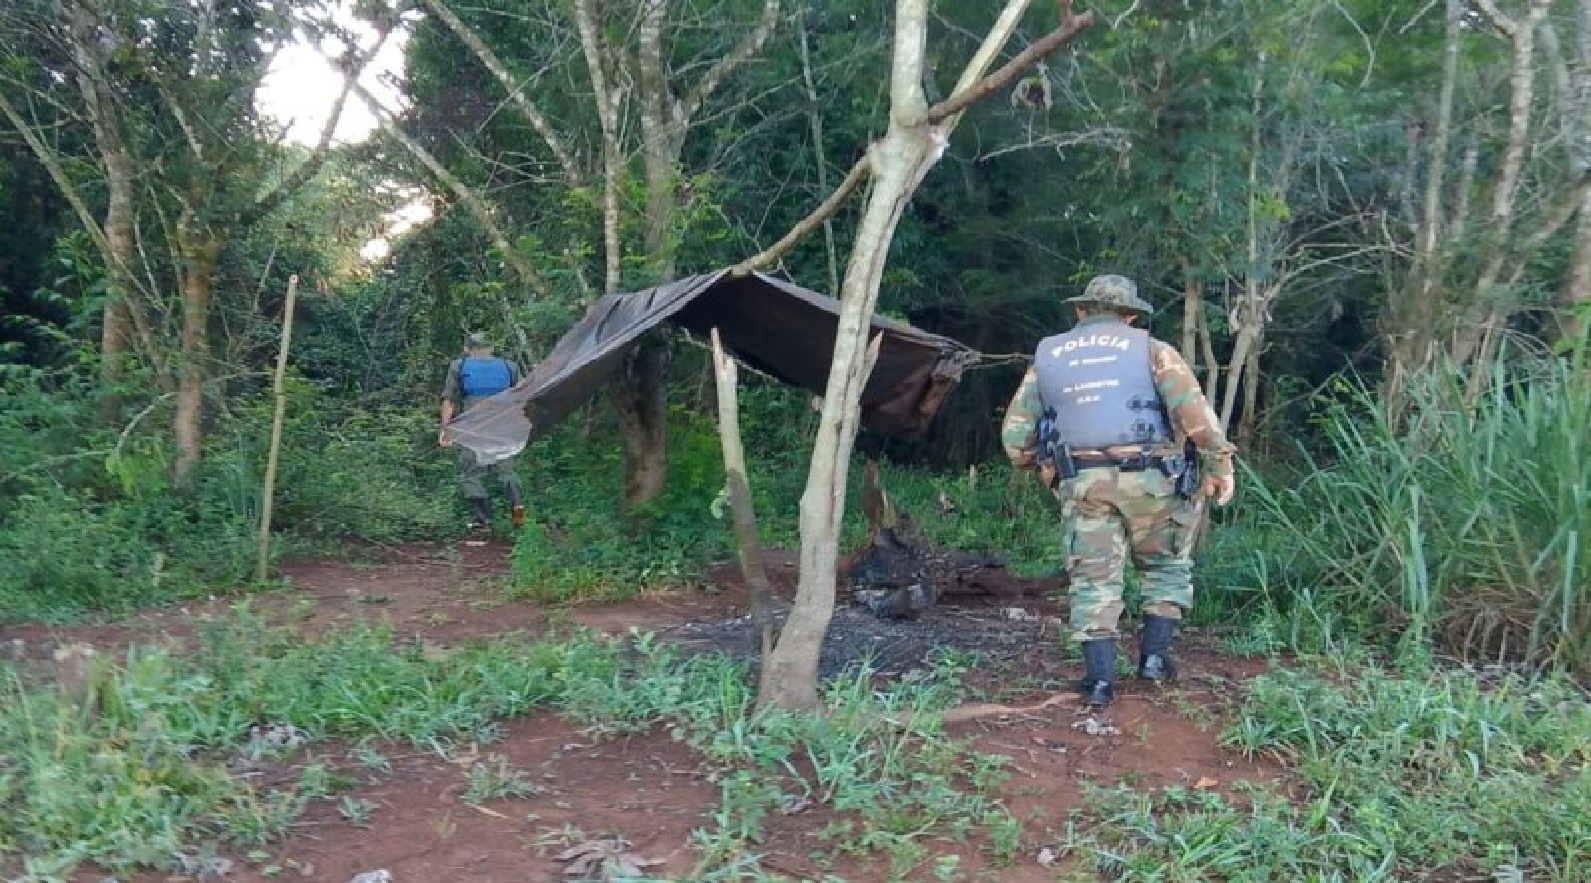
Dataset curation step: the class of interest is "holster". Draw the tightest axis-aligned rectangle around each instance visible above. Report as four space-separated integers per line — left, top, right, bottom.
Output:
1168 438 1200 499
1035 407 1075 489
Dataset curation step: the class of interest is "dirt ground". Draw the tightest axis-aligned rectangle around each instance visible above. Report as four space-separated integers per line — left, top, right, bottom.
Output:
4 541 1286 883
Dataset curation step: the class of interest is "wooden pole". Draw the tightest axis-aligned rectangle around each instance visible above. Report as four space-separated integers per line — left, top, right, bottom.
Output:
709 328 778 669
255 274 300 584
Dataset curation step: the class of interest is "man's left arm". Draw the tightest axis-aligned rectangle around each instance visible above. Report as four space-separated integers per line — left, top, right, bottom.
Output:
439 359 461 446
1000 367 1044 471
1150 341 1236 504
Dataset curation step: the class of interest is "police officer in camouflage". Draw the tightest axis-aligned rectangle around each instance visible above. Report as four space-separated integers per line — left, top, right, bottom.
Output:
1001 275 1236 710
439 333 527 531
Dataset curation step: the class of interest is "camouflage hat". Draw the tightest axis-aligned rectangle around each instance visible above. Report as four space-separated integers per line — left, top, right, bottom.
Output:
1063 274 1154 315
465 332 491 348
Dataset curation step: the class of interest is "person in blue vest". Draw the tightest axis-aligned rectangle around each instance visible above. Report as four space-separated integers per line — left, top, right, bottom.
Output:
438 332 525 531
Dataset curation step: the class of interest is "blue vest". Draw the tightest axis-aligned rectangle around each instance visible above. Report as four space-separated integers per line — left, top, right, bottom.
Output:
459 356 512 399
1033 321 1171 450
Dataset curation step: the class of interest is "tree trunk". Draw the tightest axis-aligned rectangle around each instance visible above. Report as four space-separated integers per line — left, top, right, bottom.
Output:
1451 0 1551 370
1560 187 1591 346
1238 334 1262 444
614 340 671 506
799 11 842 293
1385 0 1463 414
710 329 778 669
760 0 941 712
756 0 1091 710
172 231 223 488
95 120 138 421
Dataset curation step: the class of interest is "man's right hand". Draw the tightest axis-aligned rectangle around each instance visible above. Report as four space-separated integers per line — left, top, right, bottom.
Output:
1202 474 1235 506
438 428 452 447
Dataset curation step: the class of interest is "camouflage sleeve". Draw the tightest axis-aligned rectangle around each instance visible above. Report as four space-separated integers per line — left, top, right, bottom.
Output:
441 358 462 405
1000 367 1044 470
1150 340 1236 478
507 360 523 385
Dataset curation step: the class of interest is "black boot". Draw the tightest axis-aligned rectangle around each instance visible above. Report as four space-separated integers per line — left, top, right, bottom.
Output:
1079 639 1117 710
466 496 493 529
1137 614 1178 682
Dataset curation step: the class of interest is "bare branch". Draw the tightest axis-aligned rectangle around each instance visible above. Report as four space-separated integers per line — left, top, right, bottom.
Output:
0 88 113 268
1328 0 1376 87
733 156 870 276
246 25 395 228
1472 0 1521 38
798 8 841 293
680 0 782 125
926 9 1096 126
1110 0 1142 29
350 79 552 309
937 0 1032 136
418 0 583 187
976 126 1131 161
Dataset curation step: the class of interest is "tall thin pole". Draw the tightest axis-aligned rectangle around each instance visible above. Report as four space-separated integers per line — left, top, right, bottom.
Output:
255 274 300 584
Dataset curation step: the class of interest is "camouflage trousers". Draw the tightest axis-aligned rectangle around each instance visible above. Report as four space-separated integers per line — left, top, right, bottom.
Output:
1054 466 1201 643
458 446 523 504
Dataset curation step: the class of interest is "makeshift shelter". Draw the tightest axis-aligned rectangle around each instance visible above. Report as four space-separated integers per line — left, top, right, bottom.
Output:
446 269 980 464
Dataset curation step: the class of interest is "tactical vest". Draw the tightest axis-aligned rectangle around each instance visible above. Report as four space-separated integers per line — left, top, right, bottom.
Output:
459 356 513 400
1033 321 1171 450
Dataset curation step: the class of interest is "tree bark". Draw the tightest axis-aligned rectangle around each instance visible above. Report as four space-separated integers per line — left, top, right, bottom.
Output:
710 329 777 669
1453 0 1552 369
1560 187 1591 345
172 225 223 488
798 12 842 294
758 0 1093 711
760 0 939 712
418 0 582 187
571 0 625 296
1385 0 1463 413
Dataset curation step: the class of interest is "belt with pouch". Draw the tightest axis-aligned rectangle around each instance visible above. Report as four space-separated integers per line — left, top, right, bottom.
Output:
1072 452 1183 474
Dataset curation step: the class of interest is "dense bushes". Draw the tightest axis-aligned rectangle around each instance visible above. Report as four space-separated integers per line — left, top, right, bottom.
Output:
0 370 459 622
507 378 1064 602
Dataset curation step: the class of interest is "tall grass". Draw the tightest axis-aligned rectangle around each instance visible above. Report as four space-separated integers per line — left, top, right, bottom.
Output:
1237 355 1591 673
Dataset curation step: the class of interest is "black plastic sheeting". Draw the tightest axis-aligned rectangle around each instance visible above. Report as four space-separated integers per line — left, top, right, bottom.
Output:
445 270 980 465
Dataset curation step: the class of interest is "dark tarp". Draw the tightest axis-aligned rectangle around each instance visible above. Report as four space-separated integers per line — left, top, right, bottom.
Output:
446 269 979 465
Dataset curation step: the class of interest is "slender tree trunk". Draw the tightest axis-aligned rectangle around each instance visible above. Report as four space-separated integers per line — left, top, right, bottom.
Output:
1385 0 1463 413
172 229 223 488
1238 332 1262 444
711 329 777 669
96 129 138 420
760 0 940 712
800 11 842 293
1560 188 1591 345
1453 0 1551 369
755 0 1091 710
572 0 624 295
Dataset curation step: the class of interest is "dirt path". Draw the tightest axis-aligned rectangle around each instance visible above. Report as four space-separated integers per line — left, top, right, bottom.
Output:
4 542 1282 883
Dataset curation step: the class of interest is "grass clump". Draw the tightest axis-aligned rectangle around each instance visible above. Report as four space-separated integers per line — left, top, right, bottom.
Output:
1227 355 1591 673
1057 660 1591 881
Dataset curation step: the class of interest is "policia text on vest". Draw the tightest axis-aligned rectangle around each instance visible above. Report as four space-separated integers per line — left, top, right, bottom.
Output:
1033 321 1198 497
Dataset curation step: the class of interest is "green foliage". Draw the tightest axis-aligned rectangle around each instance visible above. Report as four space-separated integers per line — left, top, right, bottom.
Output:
508 375 1064 602
0 377 459 624
1058 661 1591 881
1225 355 1591 673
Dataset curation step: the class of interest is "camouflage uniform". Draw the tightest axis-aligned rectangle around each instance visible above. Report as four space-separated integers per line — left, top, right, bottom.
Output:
442 348 525 525
1001 275 1235 704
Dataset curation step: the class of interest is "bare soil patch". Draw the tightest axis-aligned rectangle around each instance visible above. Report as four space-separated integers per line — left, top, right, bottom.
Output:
6 541 1283 883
